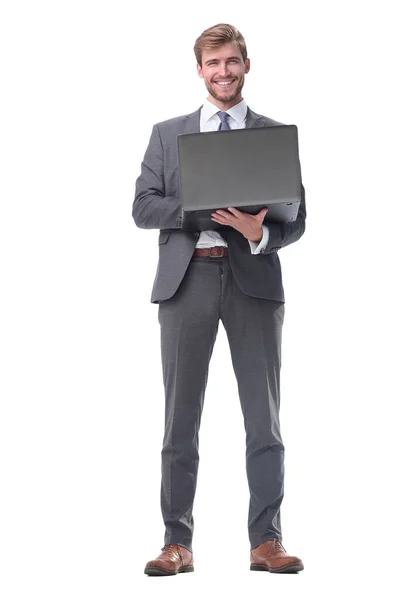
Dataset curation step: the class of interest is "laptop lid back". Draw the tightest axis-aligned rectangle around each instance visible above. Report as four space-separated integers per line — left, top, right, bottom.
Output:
177 124 301 213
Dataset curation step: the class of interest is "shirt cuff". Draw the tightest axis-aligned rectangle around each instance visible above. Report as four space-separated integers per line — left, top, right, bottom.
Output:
248 224 269 254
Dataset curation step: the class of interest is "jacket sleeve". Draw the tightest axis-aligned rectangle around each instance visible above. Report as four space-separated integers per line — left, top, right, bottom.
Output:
132 124 182 230
259 183 307 254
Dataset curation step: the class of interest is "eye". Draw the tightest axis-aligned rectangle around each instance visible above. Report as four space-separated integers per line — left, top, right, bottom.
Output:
207 59 239 66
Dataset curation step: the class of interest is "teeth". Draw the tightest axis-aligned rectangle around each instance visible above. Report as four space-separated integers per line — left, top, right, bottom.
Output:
215 80 234 86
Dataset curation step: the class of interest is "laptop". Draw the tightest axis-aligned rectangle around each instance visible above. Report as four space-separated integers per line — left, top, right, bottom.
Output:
177 124 302 232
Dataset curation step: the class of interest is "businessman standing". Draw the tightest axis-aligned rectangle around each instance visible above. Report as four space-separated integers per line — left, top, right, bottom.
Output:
133 23 306 576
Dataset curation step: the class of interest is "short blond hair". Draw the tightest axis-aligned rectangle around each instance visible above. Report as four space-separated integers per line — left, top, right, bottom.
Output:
194 23 248 67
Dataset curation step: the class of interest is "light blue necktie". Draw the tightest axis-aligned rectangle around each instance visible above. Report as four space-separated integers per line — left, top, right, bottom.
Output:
215 111 231 243
217 111 231 131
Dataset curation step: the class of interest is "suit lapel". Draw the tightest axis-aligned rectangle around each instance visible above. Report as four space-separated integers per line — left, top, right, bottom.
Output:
183 105 202 134
245 107 267 129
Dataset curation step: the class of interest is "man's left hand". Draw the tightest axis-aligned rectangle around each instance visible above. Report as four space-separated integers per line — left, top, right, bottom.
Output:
211 207 268 241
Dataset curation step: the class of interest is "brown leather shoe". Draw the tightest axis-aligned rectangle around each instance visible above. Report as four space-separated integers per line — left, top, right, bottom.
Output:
250 539 304 573
144 544 194 576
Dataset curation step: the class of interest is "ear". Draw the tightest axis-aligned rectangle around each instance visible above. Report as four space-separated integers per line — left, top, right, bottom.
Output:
196 63 204 79
244 58 251 74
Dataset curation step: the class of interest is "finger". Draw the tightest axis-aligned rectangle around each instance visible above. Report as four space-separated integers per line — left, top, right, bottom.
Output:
253 208 267 222
212 211 231 222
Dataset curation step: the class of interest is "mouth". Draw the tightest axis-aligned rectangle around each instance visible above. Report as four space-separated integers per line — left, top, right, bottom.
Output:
213 79 236 88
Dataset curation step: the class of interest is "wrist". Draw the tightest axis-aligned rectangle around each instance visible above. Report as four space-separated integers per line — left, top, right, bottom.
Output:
248 227 263 242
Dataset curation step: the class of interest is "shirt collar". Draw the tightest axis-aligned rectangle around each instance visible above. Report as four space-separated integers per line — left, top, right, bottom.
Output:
201 97 248 126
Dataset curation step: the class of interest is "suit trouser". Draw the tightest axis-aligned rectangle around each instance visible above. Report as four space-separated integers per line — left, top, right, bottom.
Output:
157 254 285 552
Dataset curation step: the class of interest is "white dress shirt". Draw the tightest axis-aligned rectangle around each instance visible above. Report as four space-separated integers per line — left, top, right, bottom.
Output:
196 97 269 254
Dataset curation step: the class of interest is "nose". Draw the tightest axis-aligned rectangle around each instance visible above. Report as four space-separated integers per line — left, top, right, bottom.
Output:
217 62 231 77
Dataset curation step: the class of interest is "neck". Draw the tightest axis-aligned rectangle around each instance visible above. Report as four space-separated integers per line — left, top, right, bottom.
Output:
207 95 243 111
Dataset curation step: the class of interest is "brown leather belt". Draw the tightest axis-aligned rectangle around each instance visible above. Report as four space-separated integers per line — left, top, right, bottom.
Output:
193 246 229 258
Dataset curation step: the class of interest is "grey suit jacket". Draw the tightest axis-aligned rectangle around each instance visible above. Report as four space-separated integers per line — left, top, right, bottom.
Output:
132 105 306 304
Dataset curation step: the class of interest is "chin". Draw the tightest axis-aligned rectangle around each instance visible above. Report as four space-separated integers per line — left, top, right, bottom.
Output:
212 90 236 101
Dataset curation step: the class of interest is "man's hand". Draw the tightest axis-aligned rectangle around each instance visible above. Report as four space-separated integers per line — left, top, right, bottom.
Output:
211 207 268 241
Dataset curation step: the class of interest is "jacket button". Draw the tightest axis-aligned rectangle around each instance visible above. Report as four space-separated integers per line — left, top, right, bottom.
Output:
194 233 200 237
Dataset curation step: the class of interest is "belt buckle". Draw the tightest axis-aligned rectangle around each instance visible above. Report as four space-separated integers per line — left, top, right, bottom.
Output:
211 246 224 258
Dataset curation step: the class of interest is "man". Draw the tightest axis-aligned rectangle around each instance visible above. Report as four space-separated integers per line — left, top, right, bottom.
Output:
133 23 306 576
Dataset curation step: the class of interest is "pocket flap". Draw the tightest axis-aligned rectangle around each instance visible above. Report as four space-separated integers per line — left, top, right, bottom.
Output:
158 230 171 245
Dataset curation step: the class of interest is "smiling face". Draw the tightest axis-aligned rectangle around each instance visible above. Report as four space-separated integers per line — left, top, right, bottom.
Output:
196 41 250 111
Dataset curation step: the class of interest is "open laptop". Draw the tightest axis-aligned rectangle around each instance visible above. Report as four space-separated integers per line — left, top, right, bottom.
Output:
177 124 302 232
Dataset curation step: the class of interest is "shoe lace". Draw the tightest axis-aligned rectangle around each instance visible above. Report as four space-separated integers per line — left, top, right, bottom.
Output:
273 539 285 553
160 544 180 559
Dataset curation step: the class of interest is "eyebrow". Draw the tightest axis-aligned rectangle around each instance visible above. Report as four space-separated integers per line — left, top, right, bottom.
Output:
205 56 241 65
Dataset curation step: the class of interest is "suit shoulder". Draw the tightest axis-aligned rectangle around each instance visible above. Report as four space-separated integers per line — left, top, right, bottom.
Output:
265 116 285 126
247 107 285 127
261 115 286 127
154 108 199 131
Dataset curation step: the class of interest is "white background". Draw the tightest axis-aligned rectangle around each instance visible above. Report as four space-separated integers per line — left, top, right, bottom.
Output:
1 0 402 598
